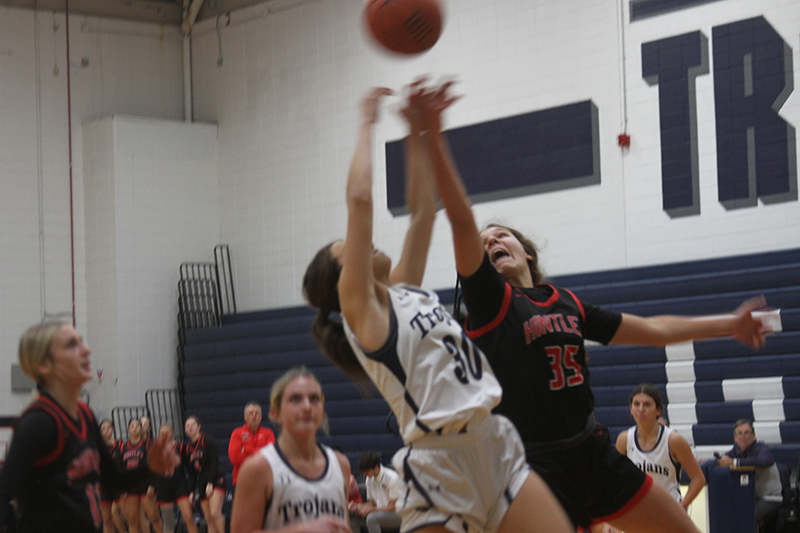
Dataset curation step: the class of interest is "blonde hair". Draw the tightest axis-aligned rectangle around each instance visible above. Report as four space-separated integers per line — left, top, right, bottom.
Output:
18 321 68 386
269 366 324 423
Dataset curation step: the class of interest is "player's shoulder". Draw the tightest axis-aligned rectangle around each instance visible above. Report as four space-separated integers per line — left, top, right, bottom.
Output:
16 404 59 439
238 447 273 491
666 427 687 447
331 450 351 479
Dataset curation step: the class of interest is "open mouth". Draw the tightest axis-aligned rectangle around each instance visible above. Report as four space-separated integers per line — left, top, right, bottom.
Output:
491 249 510 263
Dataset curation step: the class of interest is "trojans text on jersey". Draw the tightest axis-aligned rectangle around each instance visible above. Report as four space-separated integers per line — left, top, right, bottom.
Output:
276 493 345 524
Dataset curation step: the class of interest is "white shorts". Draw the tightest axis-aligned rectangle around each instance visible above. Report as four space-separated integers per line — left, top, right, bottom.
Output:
391 414 529 533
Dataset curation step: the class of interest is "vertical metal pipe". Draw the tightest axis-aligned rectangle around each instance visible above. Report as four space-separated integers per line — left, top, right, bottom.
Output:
65 0 76 327
182 0 192 121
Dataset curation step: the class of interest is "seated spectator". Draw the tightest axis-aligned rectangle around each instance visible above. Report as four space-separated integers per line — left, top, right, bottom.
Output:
350 452 402 533
716 419 782 529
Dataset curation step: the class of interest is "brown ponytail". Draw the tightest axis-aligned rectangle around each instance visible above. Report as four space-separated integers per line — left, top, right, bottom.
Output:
303 242 369 382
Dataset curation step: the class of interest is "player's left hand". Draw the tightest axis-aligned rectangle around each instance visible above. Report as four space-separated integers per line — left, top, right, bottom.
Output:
146 433 180 475
731 296 770 349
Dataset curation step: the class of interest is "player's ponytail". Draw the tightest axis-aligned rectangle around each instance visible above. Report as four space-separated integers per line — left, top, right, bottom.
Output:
18 321 68 387
303 242 369 382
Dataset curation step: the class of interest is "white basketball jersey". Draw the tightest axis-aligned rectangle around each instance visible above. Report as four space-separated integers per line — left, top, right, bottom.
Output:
626 425 682 502
261 443 347 530
342 284 501 443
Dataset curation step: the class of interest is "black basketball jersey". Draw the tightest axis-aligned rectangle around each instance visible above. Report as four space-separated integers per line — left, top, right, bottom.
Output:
164 440 188 480
119 439 148 471
461 253 622 444
182 433 222 489
0 394 155 533
0 395 104 532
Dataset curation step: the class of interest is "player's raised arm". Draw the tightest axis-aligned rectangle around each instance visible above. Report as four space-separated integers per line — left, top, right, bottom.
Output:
390 79 438 287
338 88 393 350
419 81 485 279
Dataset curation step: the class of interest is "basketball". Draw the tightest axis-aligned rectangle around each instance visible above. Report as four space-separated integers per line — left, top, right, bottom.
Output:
364 0 443 56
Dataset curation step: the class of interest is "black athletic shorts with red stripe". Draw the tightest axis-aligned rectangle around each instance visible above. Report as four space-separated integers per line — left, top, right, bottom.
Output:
156 474 190 504
525 425 652 529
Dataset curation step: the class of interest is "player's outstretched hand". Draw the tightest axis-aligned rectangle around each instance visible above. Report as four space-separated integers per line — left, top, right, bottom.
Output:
731 296 770 349
400 76 430 131
418 78 461 134
146 433 180 475
361 87 393 126
303 515 351 533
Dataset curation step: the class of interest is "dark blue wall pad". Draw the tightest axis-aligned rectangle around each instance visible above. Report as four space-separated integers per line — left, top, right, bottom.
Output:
385 100 600 215
630 0 727 21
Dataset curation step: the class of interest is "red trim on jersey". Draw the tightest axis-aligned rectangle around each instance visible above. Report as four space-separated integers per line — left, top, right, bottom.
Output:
590 475 653 525
126 440 145 451
38 396 88 440
466 282 513 339
186 434 205 455
562 288 586 322
520 284 560 307
78 401 95 426
31 402 65 467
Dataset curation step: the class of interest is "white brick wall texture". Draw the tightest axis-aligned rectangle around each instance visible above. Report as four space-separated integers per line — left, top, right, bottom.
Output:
0 0 799 414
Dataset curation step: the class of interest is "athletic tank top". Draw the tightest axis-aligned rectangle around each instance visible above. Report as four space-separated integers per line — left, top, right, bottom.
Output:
342 284 501 443
626 425 682 502
261 443 346 530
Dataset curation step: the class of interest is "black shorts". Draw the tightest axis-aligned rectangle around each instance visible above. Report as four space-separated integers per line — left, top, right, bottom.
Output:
526 425 651 529
199 474 227 502
156 475 190 504
123 484 150 497
101 484 120 504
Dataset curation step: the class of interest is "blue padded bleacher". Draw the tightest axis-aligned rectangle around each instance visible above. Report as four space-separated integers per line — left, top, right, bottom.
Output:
182 307 403 479
552 248 800 467
181 247 800 481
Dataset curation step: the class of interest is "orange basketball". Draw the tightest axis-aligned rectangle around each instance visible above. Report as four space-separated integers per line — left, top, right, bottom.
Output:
364 0 444 56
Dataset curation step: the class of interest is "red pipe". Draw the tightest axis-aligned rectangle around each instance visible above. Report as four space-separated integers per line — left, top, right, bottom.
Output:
65 0 76 327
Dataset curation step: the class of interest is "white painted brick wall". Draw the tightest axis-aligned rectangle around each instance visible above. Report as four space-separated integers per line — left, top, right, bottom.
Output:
1 0 799 415
0 7 185 414
190 0 799 313
83 116 219 410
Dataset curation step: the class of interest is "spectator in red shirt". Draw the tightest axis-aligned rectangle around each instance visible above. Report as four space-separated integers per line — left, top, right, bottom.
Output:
228 401 275 488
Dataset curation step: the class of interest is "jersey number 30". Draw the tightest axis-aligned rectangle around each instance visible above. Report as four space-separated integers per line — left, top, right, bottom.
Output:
546 345 584 390
444 332 483 384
